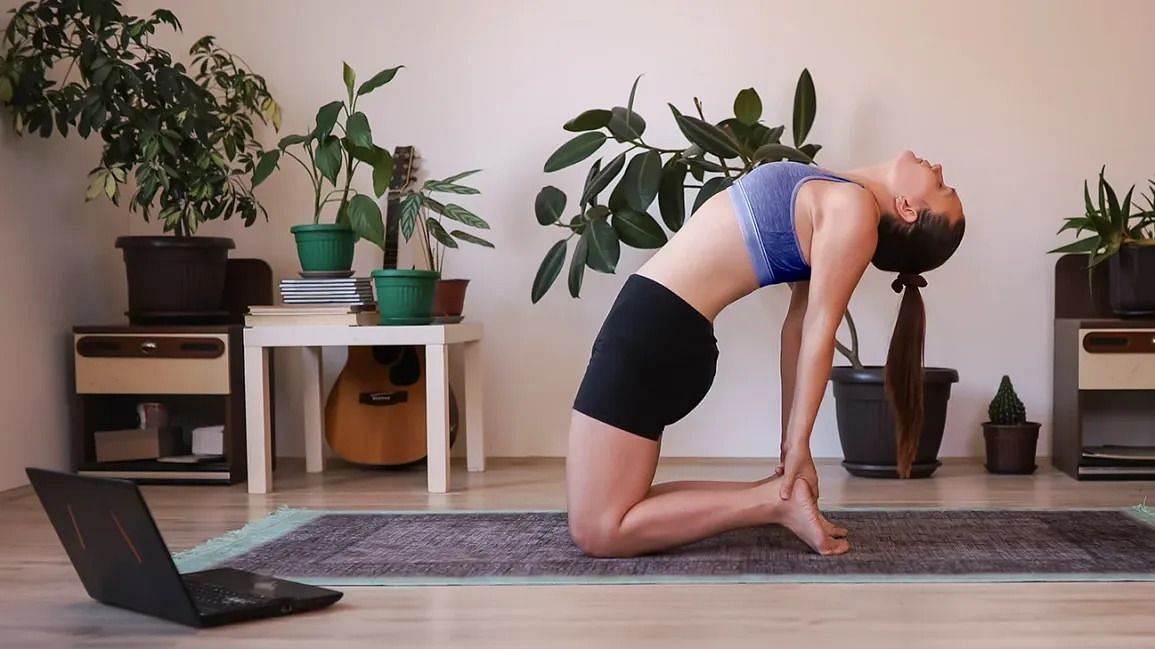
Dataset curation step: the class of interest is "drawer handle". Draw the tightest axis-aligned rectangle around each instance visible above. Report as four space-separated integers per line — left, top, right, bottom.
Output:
140 341 158 355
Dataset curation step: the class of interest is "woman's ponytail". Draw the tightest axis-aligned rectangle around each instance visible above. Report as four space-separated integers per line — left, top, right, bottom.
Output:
885 272 927 479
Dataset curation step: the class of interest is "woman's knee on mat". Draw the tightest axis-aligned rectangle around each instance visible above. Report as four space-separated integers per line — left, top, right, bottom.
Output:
567 509 636 558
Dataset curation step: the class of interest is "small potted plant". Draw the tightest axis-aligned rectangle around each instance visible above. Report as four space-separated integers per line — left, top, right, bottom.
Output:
982 375 1040 474
396 169 493 318
1 2 280 321
1048 167 1155 316
252 62 401 275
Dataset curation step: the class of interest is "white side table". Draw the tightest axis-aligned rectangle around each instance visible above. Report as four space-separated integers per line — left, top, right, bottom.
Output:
242 322 485 494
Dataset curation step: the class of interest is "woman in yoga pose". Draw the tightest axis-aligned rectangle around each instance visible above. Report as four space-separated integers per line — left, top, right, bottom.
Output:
567 150 965 558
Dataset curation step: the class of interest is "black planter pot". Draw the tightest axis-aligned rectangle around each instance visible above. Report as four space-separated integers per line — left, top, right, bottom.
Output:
115 236 235 324
982 422 1040 474
830 366 959 479
1108 244 1155 316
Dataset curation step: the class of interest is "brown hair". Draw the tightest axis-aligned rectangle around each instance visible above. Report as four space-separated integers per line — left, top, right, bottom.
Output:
872 209 965 478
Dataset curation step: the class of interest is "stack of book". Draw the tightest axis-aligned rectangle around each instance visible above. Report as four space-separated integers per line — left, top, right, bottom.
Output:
279 277 375 307
245 304 379 327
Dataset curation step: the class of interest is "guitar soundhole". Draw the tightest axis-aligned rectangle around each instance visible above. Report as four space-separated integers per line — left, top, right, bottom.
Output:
372 346 403 365
390 347 422 386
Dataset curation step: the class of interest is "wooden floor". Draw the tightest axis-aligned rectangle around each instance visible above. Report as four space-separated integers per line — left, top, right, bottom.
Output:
3 457 1155 649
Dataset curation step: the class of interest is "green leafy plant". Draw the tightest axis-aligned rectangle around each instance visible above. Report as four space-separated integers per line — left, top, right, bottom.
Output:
1048 166 1155 267
987 375 1026 425
0 0 281 236
531 69 821 304
251 61 400 235
394 169 493 275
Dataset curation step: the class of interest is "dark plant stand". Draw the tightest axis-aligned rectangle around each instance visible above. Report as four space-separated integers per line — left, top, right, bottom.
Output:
831 366 959 479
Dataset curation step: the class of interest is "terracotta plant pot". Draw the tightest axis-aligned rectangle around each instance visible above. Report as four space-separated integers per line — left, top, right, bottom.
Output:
433 278 470 317
983 422 1040 474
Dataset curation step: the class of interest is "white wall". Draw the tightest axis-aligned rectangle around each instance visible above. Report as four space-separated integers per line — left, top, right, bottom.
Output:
10 0 1154 474
0 0 128 489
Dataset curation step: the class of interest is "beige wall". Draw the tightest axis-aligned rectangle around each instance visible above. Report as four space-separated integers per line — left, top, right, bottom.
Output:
5 0 1154 483
0 0 128 489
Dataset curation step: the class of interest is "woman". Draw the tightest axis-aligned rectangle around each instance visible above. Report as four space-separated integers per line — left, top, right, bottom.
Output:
566 150 965 558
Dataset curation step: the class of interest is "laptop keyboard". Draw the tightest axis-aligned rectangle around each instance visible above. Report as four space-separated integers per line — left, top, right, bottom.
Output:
184 579 275 616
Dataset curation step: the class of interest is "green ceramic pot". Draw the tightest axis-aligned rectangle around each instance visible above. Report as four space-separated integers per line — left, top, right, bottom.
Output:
290 223 355 272
371 269 440 325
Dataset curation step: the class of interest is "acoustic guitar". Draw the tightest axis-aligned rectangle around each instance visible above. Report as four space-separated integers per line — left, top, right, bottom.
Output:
323 146 460 467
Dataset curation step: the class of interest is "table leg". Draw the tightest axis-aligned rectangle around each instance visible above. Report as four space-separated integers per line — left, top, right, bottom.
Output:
425 343 450 493
302 346 325 474
463 340 486 472
244 346 272 494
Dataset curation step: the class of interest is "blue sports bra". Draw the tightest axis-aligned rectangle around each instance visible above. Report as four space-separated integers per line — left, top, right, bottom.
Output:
726 161 863 287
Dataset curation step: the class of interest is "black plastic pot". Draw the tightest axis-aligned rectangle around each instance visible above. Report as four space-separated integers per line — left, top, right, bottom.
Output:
115 235 235 324
830 366 959 479
982 422 1040 474
1108 244 1155 316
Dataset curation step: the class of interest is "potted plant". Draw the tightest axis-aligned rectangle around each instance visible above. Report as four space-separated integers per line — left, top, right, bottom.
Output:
530 70 958 478
1048 166 1155 316
0 1 280 321
981 375 1040 474
252 62 400 275
395 169 493 318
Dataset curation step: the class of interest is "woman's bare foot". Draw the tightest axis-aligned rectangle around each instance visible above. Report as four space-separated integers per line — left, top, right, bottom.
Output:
760 478 851 556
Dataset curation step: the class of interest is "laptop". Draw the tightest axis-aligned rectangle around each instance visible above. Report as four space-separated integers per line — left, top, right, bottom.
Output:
25 467 343 628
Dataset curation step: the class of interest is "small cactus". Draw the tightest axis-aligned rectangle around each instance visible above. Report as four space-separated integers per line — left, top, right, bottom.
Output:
988 375 1027 425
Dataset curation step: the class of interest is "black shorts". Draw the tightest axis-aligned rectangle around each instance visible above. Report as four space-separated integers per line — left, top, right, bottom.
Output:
573 274 719 441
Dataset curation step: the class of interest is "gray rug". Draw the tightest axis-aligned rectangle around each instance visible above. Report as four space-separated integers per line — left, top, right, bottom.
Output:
172 507 1155 585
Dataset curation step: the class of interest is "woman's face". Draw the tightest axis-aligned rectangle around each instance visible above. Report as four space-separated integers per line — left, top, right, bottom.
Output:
889 150 964 225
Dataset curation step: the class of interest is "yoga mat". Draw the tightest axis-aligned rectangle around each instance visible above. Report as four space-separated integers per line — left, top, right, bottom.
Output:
173 506 1155 586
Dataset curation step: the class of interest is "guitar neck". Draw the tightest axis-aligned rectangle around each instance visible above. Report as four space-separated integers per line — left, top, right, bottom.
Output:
383 193 402 270
383 145 417 271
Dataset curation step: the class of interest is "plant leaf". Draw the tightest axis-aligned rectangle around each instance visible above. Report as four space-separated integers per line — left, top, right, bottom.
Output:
581 152 626 208
342 62 356 100
658 158 688 231
400 193 421 239
423 180 480 195
754 143 813 164
792 68 816 147
278 134 309 149
692 176 733 214
426 217 457 248
312 101 344 140
620 151 662 212
439 203 489 229
347 194 384 248
586 217 619 273
564 109 611 132
442 169 482 183
608 106 646 141
569 231 589 298
531 239 568 303
733 87 762 126
315 136 343 184
580 159 602 210
345 111 372 150
535 186 567 225
252 150 280 187
450 230 494 247
1103 173 1124 232
372 152 393 198
1047 236 1102 254
612 208 667 249
669 104 740 158
544 132 606 173
799 143 822 159
357 65 403 96
762 125 785 146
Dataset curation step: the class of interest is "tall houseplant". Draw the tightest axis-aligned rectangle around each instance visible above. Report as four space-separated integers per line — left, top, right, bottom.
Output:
396 169 493 317
0 0 280 320
532 70 958 478
1048 166 1155 316
252 62 400 274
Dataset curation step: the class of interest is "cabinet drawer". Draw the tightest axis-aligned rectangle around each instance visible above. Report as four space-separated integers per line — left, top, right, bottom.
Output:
75 334 230 394
1078 329 1155 390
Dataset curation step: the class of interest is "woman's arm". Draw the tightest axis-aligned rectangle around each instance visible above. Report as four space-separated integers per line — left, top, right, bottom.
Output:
779 282 808 447
779 189 877 497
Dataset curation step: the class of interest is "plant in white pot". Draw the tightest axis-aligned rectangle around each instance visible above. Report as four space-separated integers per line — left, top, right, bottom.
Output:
0 1 281 322
251 62 400 276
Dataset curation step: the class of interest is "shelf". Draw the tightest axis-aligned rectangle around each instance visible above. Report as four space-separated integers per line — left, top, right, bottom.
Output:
77 458 231 484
